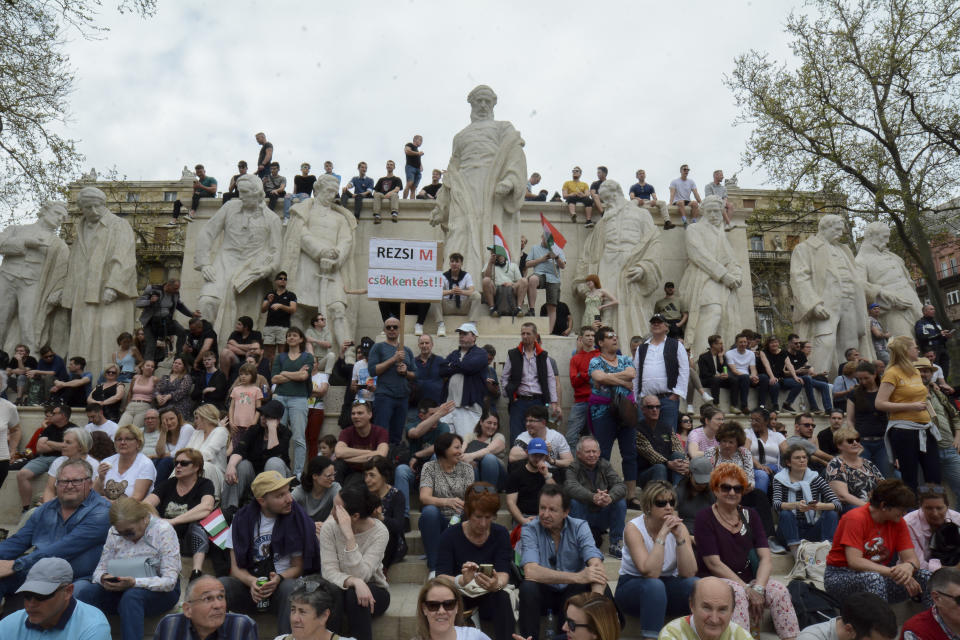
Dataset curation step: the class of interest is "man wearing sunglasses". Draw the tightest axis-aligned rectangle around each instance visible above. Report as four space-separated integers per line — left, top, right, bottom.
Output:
904 567 960 640
0 459 110 608
0 557 110 638
782 413 832 474
368 317 417 444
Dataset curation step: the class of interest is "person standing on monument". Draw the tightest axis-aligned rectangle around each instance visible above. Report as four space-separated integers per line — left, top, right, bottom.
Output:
634 314 689 435
403 134 425 199
0 201 69 356
502 323 561 442
136 279 198 363
260 272 297 362
61 187 138 380
254 132 273 179
669 164 702 227
916 304 953 378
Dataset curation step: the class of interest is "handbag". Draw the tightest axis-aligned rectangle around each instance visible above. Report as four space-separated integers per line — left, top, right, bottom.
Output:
930 520 960 566
107 556 160 578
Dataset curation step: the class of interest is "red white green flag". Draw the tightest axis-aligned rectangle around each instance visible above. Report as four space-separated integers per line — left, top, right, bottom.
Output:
540 212 567 251
201 508 231 549
492 225 511 261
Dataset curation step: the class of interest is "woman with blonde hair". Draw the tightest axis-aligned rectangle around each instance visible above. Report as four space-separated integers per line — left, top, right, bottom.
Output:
184 403 229 497
413 575 489 640
95 424 156 500
875 335 941 490
74 496 181 640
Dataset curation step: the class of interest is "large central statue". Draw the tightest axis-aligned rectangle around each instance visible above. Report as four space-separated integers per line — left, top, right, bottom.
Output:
194 174 282 341
791 213 874 375
855 221 923 339
575 180 662 342
430 85 527 278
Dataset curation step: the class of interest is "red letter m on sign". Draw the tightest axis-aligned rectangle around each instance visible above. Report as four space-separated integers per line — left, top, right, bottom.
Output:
419 249 433 262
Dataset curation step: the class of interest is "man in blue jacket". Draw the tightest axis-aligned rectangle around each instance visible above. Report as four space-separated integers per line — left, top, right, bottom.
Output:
0 459 110 610
440 322 490 438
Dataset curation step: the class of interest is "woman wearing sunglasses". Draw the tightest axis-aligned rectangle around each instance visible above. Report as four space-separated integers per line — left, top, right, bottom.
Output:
694 463 799 640
826 426 885 513
74 497 181 640
435 482 513 640
772 445 841 555
88 365 125 422
614 480 697 638
414 575 490 640
144 447 215 581
318 485 389 640
274 583 357 640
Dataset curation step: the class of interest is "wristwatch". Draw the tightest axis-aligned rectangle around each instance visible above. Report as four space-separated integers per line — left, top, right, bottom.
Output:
750 584 764 595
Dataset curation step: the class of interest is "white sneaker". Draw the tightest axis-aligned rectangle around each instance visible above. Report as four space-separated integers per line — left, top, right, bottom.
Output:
701 390 713 403
687 404 695 414
437 322 446 337
414 323 423 336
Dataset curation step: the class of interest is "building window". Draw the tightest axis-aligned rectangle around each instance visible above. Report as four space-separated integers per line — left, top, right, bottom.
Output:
153 227 168 244
750 236 764 252
948 290 960 306
756 310 774 336
163 191 177 202
951 258 958 275
742 199 756 209
126 192 140 203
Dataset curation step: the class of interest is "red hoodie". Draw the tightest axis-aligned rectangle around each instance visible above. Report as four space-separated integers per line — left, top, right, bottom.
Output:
569 348 598 403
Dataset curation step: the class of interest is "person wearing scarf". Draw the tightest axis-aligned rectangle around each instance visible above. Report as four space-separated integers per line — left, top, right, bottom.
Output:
773 444 842 555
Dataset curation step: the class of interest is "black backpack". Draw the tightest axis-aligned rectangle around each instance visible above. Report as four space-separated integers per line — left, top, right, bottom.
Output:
787 579 840 628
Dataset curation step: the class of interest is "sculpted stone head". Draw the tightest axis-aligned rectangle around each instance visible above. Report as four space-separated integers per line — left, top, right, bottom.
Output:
39 201 68 229
597 180 624 206
236 173 265 206
77 187 109 222
863 221 890 250
312 174 340 205
467 85 497 122
818 214 845 244
701 195 724 226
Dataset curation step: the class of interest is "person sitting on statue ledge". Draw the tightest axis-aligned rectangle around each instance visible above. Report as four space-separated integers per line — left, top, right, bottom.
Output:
221 160 248 205
283 162 316 224
417 168 444 199
341 161 375 220
481 246 526 318
262 162 287 213
525 172 548 201
372 160 403 224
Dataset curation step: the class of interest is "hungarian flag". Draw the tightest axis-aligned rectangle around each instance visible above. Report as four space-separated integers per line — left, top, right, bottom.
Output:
540 212 567 251
492 225 511 261
201 508 231 549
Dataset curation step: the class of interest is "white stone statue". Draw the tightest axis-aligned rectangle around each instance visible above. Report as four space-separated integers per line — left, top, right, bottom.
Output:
430 85 527 278
0 201 70 354
790 213 875 375
80 168 98 182
680 195 743 353
856 221 923 339
194 173 282 341
280 174 357 370
575 180 662 342
60 187 138 376
181 165 196 179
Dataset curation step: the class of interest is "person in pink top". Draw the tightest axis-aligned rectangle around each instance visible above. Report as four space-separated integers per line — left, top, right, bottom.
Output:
228 363 263 430
688 406 723 458
118 360 157 428
905 484 960 571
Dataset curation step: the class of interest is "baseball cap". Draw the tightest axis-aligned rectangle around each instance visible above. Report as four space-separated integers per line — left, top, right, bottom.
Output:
258 399 285 419
456 322 479 336
251 470 294 499
868 303 880 310
16 558 73 596
527 438 549 456
649 313 667 324
690 457 714 484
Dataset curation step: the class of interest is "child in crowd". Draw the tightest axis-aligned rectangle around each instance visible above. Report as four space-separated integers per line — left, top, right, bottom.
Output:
227 363 262 431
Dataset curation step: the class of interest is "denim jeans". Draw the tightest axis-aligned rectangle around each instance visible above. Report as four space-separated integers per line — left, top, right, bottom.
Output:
283 192 310 219
860 438 892 477
373 393 409 444
566 401 589 450
394 463 415 519
475 453 507 490
418 504 451 570
615 574 698 638
74 580 181 640
275 394 309 476
939 446 960 501
591 409 637 481
637 452 687 488
777 509 839 546
570 499 627 544
658 395 680 433
754 463 780 494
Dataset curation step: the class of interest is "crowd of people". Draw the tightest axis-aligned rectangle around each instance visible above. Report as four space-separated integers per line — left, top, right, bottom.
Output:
0 140 959 638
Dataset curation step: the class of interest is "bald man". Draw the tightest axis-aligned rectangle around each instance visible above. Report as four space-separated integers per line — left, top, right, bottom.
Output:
658 576 750 640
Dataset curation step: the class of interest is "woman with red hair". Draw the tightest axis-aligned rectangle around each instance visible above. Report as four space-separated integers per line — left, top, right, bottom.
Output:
694 463 799 639
581 274 618 329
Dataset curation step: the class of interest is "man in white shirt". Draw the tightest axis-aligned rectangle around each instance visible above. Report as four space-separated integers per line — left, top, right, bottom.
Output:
668 164 702 227
633 314 689 435
508 404 573 475
724 333 770 415
83 403 118 440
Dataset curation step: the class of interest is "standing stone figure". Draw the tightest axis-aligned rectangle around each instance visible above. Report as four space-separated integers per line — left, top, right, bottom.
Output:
855 221 923 339
61 187 138 377
194 174 282 341
0 201 70 354
280 174 357 370
680 195 743 353
791 214 875 375
430 85 527 278
575 180 662 342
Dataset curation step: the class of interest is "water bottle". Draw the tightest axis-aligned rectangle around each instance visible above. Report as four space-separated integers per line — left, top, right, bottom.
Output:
545 609 555 640
449 510 462 526
255 576 270 610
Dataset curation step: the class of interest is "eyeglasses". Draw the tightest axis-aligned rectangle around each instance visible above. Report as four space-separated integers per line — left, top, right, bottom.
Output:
352 398 368 406
56 477 90 487
175 460 193 467
424 599 458 612
680 418 692 423
22 587 62 602
654 498 678 508
565 619 595 633
105 370 118 375
921 484 947 495
799 422 815 428
470 485 497 495
189 592 226 605
116 437 136 443
936 591 960 606
643 405 661 410
385 325 400 330
844 438 861 445
719 484 744 494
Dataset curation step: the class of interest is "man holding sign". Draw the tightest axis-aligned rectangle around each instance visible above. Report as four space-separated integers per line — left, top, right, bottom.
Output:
368 318 417 444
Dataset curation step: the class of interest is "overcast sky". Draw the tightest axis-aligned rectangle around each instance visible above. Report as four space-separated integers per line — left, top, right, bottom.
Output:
62 0 799 196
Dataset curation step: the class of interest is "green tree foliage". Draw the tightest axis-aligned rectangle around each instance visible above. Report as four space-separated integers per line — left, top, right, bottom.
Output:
0 1 155 223
726 0 960 329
